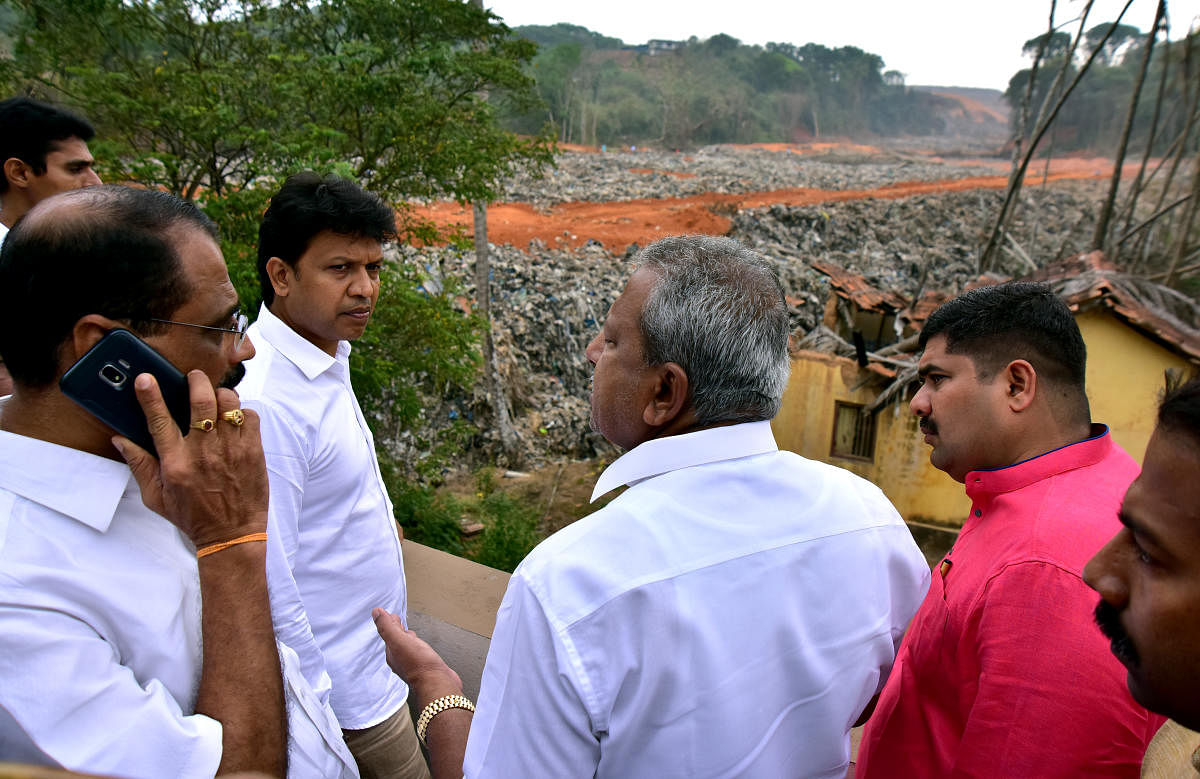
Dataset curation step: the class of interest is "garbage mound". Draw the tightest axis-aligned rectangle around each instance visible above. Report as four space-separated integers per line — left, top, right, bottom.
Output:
500 147 1005 208
388 167 1111 477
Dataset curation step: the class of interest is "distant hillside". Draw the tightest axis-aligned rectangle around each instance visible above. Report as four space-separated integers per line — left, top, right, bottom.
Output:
502 25 1013 150
912 86 1009 124
908 86 1010 147
512 23 624 50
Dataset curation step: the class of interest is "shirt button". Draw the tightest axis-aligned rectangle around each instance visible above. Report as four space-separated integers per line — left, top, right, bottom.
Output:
974 509 982 517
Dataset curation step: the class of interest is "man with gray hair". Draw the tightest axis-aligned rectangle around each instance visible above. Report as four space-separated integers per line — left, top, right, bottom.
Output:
375 234 930 778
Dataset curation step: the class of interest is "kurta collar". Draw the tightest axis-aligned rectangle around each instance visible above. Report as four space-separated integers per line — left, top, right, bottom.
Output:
965 424 1113 499
0 428 133 533
254 303 352 381
591 420 779 502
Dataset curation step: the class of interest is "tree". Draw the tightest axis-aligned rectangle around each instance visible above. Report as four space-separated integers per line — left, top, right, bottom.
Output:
1092 0 1165 254
1023 30 1073 60
1085 21 1143 65
2 0 552 210
0 0 553 483
981 0 1138 272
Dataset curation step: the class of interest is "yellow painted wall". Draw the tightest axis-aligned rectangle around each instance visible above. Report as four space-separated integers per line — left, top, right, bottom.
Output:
1076 309 1192 465
772 350 970 526
774 313 1195 527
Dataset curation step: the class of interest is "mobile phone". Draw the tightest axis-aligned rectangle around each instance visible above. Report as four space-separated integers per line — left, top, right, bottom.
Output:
59 329 191 456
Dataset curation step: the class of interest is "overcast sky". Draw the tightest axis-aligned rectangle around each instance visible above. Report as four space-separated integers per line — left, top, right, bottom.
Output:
485 0 1200 91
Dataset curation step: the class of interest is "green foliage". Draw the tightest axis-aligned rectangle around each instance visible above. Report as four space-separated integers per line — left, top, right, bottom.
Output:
349 262 482 427
513 23 623 51
467 467 540 573
389 479 465 557
502 31 946 148
1 0 553 205
383 464 544 571
196 186 273 313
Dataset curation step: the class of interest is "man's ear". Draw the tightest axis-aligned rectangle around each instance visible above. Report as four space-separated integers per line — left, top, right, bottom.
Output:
643 362 689 428
64 314 125 367
266 257 293 299
1003 359 1037 412
3 157 31 190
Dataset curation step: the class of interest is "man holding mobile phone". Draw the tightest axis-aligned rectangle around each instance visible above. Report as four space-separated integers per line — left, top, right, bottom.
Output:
237 173 425 779
0 96 103 397
0 185 356 778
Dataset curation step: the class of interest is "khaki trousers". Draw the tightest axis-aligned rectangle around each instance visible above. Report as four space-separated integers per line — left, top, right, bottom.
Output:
342 705 431 779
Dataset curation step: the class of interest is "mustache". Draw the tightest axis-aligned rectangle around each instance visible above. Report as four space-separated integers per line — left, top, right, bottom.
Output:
1094 599 1139 666
919 417 938 435
218 362 246 390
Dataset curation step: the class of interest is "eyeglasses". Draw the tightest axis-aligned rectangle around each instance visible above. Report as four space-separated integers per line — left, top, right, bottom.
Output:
146 310 250 350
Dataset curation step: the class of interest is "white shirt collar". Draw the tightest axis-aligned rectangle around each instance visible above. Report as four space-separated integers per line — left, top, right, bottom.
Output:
0 428 132 533
590 420 779 502
253 303 351 381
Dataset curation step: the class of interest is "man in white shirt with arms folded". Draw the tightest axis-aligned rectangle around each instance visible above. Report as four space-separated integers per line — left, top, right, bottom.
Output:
376 234 931 778
238 172 426 779
0 185 355 778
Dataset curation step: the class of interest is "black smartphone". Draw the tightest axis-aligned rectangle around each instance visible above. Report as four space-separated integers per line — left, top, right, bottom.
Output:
59 329 191 456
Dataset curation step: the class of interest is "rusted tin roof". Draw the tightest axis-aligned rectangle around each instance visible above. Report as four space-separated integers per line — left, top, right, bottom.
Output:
1025 251 1200 362
811 260 909 313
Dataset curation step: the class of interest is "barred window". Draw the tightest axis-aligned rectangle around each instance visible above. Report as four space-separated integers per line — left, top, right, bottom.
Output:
831 402 876 461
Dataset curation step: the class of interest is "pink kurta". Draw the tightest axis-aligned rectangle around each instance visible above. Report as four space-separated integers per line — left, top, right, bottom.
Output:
859 427 1163 778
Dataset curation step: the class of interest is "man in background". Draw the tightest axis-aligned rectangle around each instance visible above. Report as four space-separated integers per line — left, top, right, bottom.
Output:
238 172 426 778
858 282 1162 776
0 96 102 396
376 234 930 778
1085 374 1200 776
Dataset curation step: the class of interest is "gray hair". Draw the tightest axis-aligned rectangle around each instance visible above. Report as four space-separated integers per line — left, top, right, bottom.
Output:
635 235 791 425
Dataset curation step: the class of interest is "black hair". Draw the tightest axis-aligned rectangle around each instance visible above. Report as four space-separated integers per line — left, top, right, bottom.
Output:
0 97 96 195
256 172 396 305
1158 373 1200 449
0 186 214 387
919 281 1090 420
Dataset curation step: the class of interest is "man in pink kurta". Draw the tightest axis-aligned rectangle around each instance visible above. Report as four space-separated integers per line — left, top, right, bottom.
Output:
858 282 1162 778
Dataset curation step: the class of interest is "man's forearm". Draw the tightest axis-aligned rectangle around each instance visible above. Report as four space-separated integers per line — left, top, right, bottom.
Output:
196 542 287 777
424 708 472 779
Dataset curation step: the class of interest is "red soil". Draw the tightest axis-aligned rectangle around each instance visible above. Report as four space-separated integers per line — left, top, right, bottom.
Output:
413 146 1135 254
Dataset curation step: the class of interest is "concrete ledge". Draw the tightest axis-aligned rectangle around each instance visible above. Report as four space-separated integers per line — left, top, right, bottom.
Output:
403 540 510 639
402 541 511 704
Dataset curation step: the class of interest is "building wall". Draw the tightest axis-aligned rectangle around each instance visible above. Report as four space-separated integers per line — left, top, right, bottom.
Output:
774 313 1194 527
772 350 969 527
1075 309 1192 465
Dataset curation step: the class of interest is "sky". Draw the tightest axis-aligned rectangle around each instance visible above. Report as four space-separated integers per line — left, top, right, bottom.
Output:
485 0 1200 91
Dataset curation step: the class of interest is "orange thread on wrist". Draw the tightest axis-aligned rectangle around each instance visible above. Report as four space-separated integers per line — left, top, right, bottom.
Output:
196 532 268 558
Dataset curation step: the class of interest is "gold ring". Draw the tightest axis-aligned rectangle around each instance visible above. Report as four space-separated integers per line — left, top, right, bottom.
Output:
220 409 245 427
190 418 216 432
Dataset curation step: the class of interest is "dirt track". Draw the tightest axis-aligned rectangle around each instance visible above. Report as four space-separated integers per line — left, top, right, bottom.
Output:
415 146 1131 253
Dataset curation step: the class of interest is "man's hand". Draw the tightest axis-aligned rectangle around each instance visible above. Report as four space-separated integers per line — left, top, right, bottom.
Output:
115 369 285 776
375 609 470 779
373 608 463 709
114 370 268 548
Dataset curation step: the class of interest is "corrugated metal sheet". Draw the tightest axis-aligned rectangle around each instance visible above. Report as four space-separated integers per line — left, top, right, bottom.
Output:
811 260 909 312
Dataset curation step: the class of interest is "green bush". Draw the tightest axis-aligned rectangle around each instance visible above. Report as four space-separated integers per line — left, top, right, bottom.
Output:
449 466 542 572
470 490 541 573
390 482 465 557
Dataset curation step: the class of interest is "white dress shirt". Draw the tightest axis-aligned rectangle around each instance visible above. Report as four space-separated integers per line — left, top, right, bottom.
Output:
0 425 358 778
239 304 408 729
0 221 8 246
464 421 931 779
